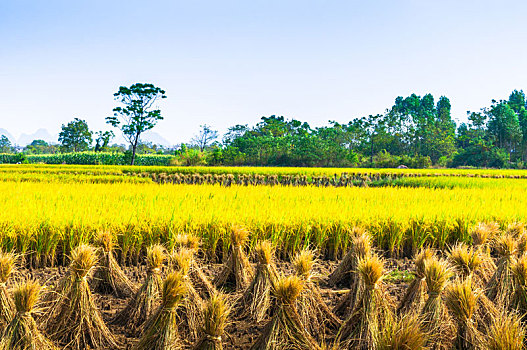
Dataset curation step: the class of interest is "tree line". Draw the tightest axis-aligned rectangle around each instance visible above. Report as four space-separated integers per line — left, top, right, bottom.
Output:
2 84 527 168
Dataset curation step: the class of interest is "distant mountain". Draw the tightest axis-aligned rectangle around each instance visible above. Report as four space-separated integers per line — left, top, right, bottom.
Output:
18 128 57 146
0 129 16 144
141 131 172 147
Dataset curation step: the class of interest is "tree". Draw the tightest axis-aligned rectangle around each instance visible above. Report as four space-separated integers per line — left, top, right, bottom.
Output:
106 83 167 165
94 131 115 152
24 140 59 154
58 118 92 152
192 125 219 151
0 135 13 153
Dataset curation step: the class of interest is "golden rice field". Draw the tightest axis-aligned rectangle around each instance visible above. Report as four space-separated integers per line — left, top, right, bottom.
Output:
1 164 527 264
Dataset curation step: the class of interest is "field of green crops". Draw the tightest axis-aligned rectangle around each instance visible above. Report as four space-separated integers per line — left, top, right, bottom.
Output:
0 164 525 266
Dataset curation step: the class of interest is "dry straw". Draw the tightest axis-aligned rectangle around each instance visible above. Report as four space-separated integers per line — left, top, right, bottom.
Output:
327 226 368 286
419 256 454 350
92 230 136 298
213 226 254 291
333 232 372 317
135 271 187 350
445 278 482 350
376 314 427 350
171 247 205 342
112 243 165 334
485 311 525 350
397 247 433 315
486 233 517 307
43 244 119 349
250 275 321 350
0 280 56 350
238 240 278 323
335 254 392 350
193 293 230 350
0 251 16 331
292 249 340 342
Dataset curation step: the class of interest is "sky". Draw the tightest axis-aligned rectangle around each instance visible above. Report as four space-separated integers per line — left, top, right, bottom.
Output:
1 0 526 145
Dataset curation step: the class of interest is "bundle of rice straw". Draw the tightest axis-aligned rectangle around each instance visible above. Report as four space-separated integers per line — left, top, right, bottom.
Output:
43 244 119 349
486 233 517 307
134 271 187 350
335 254 392 349
92 230 136 298
112 244 165 334
485 311 525 350
0 251 15 332
292 249 340 342
0 280 56 350
376 313 427 350
397 247 433 315
193 293 230 350
250 275 321 350
213 226 254 291
327 226 369 286
238 240 278 323
333 232 372 316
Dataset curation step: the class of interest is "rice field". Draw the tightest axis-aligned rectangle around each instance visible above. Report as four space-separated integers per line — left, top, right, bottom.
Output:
1 165 527 349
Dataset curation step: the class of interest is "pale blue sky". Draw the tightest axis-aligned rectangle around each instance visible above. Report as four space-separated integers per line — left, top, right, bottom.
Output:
1 0 526 145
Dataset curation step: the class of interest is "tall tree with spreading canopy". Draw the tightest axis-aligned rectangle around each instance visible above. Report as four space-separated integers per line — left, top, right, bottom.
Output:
191 124 219 151
58 118 92 152
106 83 167 165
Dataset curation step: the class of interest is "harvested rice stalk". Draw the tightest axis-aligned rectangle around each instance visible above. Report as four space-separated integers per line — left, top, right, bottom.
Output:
517 233 527 257
171 245 216 300
135 271 186 350
250 275 321 350
194 293 230 350
238 241 278 323
419 257 454 350
486 233 517 307
445 278 483 350
471 222 500 247
0 251 15 332
292 249 340 342
511 253 527 316
485 311 525 350
172 233 201 251
333 232 372 317
0 280 56 350
92 230 136 298
506 222 526 238
213 226 254 291
43 244 119 350
172 247 205 342
397 248 433 315
376 314 427 350
327 227 369 286
112 244 165 334
335 254 393 350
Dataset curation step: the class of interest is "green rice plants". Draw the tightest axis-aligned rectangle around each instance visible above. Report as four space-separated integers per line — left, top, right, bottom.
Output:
335 254 393 350
213 226 254 291
250 275 321 350
112 243 165 334
292 249 341 342
238 240 278 323
333 232 372 316
134 271 186 350
42 244 119 349
193 293 230 350
171 247 205 342
419 257 454 350
486 233 517 307
0 251 15 332
92 230 136 298
397 247 433 315
485 311 525 350
376 314 427 350
0 280 56 350
445 278 483 350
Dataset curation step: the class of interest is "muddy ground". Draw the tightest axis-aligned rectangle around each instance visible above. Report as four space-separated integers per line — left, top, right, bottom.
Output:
19 257 413 349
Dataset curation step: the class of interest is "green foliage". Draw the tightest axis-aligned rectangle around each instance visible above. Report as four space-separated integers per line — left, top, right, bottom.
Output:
106 83 167 165
0 136 13 153
58 118 93 152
